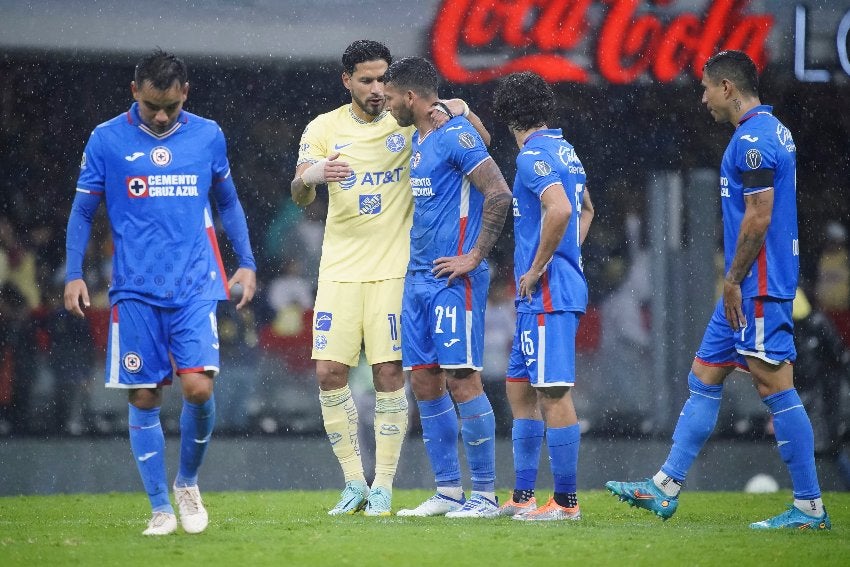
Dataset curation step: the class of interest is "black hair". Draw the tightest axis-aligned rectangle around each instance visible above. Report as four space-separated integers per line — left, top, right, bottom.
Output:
383 56 439 97
703 50 759 97
341 40 392 75
134 48 187 90
492 71 556 131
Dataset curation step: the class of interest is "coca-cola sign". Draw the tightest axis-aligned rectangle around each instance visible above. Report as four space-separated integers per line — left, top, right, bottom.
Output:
430 0 774 84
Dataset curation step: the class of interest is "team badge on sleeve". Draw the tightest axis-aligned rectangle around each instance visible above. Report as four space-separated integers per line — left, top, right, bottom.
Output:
315 311 333 331
150 146 172 167
533 160 553 176
458 132 476 149
745 149 762 169
80 153 87 169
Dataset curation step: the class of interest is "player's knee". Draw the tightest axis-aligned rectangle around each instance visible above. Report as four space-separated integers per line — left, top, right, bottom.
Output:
372 361 404 392
538 386 569 400
315 361 350 390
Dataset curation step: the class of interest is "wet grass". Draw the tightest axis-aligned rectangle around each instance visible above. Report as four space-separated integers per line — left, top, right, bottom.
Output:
0 490 847 566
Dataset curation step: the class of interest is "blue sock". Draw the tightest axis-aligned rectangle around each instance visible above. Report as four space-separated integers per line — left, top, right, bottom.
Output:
458 393 496 493
175 396 216 488
128 404 171 513
512 419 545 491
763 388 821 500
418 394 461 487
547 423 581 494
661 372 723 482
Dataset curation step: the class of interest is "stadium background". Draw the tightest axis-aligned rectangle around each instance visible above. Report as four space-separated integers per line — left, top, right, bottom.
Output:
1 0 849 493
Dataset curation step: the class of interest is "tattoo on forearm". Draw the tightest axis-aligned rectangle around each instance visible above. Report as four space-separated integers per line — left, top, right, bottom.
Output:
471 161 511 258
729 228 767 282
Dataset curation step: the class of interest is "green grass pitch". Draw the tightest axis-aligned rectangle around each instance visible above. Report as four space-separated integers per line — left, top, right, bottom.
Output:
1 490 848 566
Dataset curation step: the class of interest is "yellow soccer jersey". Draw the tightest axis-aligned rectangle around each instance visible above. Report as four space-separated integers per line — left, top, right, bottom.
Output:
297 105 414 282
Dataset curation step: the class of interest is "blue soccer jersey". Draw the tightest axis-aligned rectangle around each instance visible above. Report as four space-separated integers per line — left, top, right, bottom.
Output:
513 129 588 314
720 105 798 300
66 103 255 307
407 116 492 271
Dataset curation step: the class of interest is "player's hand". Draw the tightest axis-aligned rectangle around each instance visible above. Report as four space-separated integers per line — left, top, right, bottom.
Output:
518 270 542 303
228 268 257 310
64 279 90 318
300 152 352 186
722 277 746 331
432 249 482 285
428 101 452 129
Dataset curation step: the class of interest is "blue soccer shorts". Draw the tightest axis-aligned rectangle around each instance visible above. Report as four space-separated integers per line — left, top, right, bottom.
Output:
104 298 221 388
506 311 580 387
695 296 796 371
401 267 489 371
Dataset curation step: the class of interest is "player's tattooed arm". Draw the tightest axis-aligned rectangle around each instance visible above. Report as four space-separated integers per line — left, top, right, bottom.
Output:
723 187 773 330
432 158 511 284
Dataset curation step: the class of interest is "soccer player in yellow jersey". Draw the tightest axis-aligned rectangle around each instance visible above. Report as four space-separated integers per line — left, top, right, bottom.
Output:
290 40 490 516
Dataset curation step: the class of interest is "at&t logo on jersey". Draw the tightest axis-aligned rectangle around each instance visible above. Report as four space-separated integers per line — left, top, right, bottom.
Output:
386 133 406 153
126 174 200 198
150 146 172 167
359 194 382 214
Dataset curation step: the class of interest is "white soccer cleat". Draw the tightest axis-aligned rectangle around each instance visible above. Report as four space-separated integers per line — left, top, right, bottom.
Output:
445 493 500 518
142 511 178 536
396 492 466 517
174 483 209 534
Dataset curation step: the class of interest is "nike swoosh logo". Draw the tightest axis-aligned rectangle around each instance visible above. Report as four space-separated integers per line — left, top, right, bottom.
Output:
468 437 492 446
334 142 353 150
446 126 463 131
392 345 402 351
443 338 460 347
138 452 158 462
125 152 145 161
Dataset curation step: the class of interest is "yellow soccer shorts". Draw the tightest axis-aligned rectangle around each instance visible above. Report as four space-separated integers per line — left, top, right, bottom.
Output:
312 278 404 367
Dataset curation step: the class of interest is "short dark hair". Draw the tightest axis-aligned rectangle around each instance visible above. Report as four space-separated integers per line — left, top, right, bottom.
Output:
703 50 759 96
492 71 556 131
383 57 439 97
134 48 187 90
341 40 392 75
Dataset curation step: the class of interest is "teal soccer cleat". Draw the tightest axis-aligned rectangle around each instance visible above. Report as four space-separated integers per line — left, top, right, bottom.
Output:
328 480 369 515
363 487 392 517
605 479 678 520
750 505 831 530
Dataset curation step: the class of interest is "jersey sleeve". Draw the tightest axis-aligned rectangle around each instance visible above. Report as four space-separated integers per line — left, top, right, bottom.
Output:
441 118 491 175
210 127 257 271
516 150 562 199
296 116 328 167
76 128 106 194
735 135 777 195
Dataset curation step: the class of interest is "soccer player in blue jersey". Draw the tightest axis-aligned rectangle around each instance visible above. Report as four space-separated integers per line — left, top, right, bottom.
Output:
491 72 595 521
606 50 831 530
382 57 512 518
63 49 257 536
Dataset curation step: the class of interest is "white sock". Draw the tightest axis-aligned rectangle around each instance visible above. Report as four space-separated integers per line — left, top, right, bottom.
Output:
794 498 824 517
653 470 682 497
437 486 464 500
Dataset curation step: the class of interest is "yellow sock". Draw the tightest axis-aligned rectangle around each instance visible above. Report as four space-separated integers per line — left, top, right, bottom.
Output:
372 388 408 491
319 385 365 483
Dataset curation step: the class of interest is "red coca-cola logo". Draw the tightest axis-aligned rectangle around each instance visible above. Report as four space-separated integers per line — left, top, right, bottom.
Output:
431 0 773 84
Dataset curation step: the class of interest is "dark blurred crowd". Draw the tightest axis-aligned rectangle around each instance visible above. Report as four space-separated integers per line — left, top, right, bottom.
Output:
1 54 849 457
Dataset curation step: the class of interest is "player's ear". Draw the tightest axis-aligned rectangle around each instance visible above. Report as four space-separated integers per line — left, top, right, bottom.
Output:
182 82 189 99
342 72 352 91
131 81 139 100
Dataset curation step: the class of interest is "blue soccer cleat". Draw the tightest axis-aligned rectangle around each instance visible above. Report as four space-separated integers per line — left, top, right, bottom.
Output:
750 505 831 530
605 479 678 520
